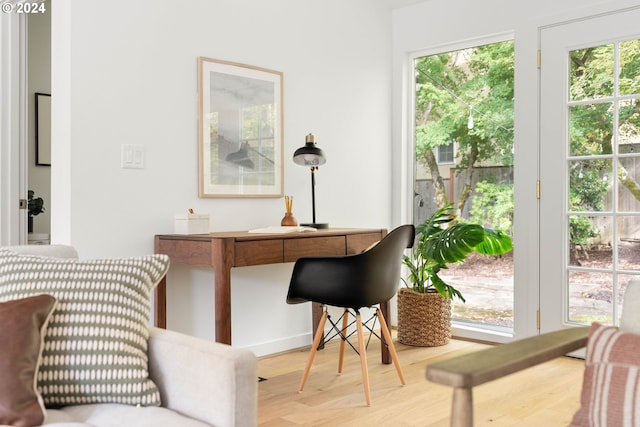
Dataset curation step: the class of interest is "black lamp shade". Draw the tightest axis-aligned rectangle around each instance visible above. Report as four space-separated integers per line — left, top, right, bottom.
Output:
293 133 326 166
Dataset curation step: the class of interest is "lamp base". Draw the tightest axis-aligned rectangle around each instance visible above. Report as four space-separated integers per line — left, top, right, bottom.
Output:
301 222 329 229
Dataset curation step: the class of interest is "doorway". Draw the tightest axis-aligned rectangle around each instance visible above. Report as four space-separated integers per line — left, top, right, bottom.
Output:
26 6 52 242
539 8 640 333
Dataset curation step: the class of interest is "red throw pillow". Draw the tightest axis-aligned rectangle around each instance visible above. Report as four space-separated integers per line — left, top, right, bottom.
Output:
569 322 640 427
0 294 57 427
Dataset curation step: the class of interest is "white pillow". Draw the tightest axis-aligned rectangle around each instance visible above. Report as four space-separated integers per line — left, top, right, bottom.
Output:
620 280 640 334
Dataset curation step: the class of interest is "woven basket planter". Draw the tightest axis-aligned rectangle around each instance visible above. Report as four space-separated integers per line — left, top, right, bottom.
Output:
397 287 451 347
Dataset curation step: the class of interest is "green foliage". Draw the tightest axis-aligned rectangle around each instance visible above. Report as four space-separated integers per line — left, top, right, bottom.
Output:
569 215 599 245
569 162 610 211
402 204 513 302
468 180 514 235
415 39 638 251
570 45 615 99
619 40 640 95
568 42 640 209
415 38 640 241
414 40 515 184
565 41 640 245
28 190 45 217
568 189 600 244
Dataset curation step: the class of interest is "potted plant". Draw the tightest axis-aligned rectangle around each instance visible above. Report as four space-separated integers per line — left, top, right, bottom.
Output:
28 190 45 233
398 204 513 346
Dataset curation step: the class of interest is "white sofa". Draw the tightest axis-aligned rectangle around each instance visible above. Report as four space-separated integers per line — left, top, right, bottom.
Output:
4 245 258 427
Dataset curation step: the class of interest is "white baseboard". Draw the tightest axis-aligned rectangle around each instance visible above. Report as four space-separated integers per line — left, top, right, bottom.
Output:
246 333 312 357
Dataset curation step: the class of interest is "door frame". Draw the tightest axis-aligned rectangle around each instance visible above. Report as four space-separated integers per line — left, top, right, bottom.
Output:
0 12 28 245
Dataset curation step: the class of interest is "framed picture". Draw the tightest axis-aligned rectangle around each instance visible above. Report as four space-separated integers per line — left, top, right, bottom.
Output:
35 93 51 166
198 57 284 197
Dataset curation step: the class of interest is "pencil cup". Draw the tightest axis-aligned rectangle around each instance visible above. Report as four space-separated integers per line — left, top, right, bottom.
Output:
281 212 298 226
282 196 297 226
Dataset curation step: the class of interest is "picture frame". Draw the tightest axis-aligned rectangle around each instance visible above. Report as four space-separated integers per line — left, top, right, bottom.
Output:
35 92 51 166
198 57 284 197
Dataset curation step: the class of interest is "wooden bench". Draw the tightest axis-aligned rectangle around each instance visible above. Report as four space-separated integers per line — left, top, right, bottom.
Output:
426 326 590 427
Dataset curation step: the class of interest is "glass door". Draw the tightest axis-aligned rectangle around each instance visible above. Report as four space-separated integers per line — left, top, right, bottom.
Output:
539 9 640 333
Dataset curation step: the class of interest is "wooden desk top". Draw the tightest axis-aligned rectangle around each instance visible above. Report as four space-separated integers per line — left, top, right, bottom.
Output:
155 227 384 241
155 228 386 268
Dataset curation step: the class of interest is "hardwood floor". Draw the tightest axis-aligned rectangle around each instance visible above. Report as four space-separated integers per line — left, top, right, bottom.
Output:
257 332 584 426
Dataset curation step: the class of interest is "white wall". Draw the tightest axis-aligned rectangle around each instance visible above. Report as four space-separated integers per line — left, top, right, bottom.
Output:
391 0 640 340
49 0 640 356
51 0 396 355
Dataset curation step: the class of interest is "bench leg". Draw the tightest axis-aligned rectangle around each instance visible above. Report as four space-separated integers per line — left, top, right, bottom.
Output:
450 387 473 427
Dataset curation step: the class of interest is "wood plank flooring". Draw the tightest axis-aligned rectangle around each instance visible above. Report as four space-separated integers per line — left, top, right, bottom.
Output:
257 332 584 426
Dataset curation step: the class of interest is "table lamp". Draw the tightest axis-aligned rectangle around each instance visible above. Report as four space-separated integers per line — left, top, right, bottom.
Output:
293 133 328 229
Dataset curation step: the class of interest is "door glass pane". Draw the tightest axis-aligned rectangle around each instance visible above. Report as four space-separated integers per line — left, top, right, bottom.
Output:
569 103 613 156
618 218 640 272
619 157 640 211
566 38 640 326
413 40 514 332
569 272 640 325
619 99 640 152
619 40 640 96
568 215 613 268
570 45 614 101
568 270 613 324
619 274 639 324
569 159 613 212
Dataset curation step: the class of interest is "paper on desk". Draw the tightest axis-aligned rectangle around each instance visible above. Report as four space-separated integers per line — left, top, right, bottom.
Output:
248 226 318 234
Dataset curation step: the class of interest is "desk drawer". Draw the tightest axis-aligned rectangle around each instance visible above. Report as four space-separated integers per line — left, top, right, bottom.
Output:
284 236 345 262
235 240 283 266
156 239 212 268
346 232 383 254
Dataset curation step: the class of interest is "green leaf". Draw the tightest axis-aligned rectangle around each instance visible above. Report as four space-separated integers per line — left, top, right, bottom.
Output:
424 223 485 264
474 228 513 255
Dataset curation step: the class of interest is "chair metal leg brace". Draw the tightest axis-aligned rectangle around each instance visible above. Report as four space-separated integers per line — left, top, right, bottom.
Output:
327 309 384 355
326 310 362 355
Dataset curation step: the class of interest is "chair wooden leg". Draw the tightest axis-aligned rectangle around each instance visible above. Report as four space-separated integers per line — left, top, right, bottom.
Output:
338 308 349 374
299 309 328 392
356 312 371 406
376 309 406 385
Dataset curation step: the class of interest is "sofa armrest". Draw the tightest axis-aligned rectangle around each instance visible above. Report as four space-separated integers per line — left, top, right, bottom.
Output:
147 327 257 427
426 326 590 427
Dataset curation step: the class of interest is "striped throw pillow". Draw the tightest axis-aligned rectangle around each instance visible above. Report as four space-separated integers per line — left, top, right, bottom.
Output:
569 322 640 427
0 249 169 408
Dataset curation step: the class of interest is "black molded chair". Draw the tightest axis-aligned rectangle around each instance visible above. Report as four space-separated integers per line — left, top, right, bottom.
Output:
286 224 415 406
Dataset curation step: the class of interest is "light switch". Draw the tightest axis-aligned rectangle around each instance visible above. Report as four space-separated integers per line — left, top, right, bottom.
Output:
121 144 145 169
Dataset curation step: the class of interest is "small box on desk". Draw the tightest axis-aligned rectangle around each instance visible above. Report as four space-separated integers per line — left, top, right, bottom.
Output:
174 213 210 234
